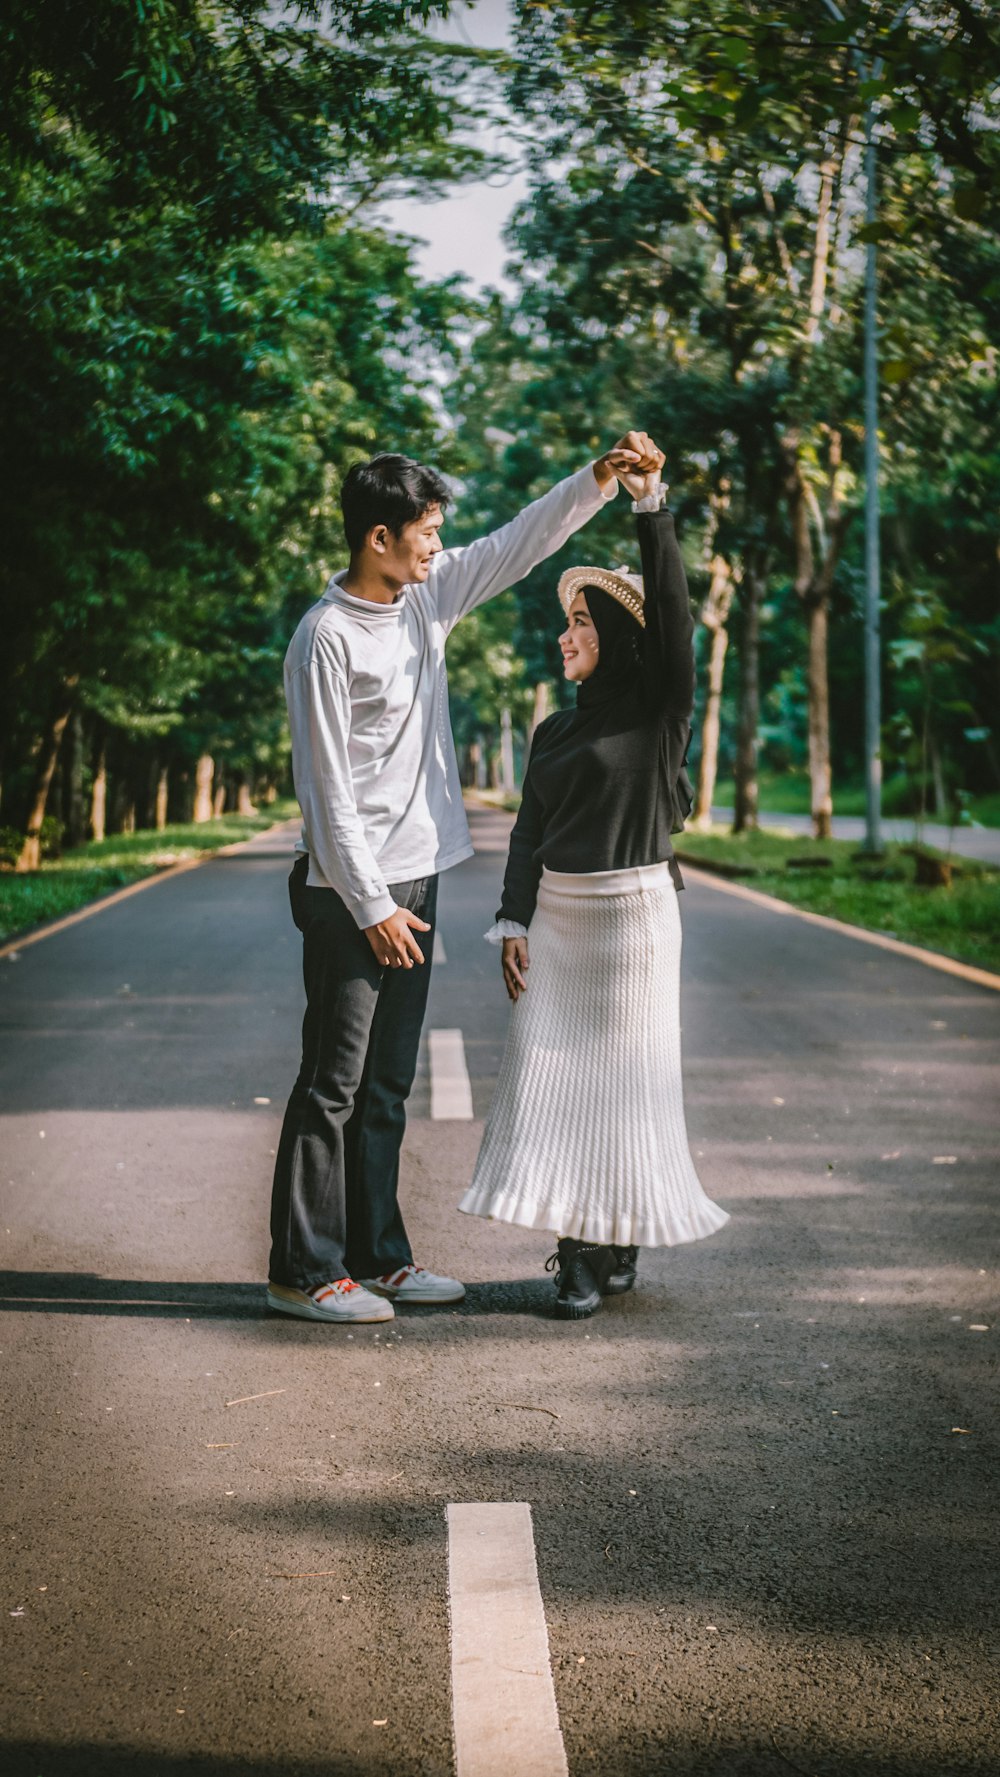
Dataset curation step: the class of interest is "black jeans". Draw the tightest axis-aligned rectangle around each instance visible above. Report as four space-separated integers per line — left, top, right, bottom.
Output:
268 857 438 1288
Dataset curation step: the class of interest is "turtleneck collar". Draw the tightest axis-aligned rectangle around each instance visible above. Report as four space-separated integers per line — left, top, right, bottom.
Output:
323 570 407 620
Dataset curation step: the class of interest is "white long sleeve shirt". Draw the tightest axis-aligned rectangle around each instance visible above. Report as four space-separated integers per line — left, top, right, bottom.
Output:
284 463 617 928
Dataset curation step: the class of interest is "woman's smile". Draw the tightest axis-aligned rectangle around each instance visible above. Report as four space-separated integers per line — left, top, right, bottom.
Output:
560 593 600 680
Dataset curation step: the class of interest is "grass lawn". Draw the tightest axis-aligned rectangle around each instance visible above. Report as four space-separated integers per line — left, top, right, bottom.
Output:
674 824 1000 976
711 770 1000 828
0 802 299 945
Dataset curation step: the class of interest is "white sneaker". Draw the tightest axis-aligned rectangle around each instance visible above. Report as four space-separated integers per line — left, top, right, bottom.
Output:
360 1263 466 1305
266 1279 395 1323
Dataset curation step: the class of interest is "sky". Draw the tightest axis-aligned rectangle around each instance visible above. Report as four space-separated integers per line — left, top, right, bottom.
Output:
376 0 528 292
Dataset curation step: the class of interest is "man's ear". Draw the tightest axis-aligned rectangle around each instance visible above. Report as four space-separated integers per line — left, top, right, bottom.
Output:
366 524 389 555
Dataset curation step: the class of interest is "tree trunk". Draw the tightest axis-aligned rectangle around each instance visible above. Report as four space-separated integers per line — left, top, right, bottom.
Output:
49 757 64 848
235 775 255 817
193 754 214 823
91 741 107 842
15 683 78 871
213 781 227 818
806 147 837 342
527 681 551 750
807 599 833 838
694 622 730 829
499 708 515 794
154 766 169 831
827 115 858 330
784 429 847 841
733 567 765 834
65 712 86 849
929 733 947 816
693 549 736 829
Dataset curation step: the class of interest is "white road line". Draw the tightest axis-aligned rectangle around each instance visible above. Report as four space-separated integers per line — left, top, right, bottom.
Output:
429 1028 474 1121
434 931 448 964
448 1503 568 1777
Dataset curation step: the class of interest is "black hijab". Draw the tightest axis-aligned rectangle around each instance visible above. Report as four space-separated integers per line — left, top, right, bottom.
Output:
575 584 644 710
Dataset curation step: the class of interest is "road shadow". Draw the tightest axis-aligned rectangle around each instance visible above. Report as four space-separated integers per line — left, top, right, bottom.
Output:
0 1747 391 1777
3 1732 996 1777
0 1272 263 1318
0 1271 557 1321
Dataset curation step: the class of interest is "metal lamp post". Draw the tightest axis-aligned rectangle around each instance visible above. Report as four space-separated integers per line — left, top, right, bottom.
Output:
861 93 883 853
820 0 913 852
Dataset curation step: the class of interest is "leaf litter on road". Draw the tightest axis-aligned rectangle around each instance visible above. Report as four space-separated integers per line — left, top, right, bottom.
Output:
496 1401 561 1419
267 1570 340 1580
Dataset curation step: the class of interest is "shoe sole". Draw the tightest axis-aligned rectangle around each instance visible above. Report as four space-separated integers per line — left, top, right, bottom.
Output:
552 1291 602 1320
266 1287 394 1324
362 1282 466 1304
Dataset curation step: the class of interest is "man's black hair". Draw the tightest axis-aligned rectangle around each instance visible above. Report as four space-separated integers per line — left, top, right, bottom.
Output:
340 453 450 553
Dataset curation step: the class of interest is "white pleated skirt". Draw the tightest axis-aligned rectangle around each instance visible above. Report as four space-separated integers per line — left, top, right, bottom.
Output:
459 863 729 1248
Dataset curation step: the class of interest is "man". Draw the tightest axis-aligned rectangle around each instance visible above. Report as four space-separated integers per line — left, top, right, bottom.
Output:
267 432 659 1324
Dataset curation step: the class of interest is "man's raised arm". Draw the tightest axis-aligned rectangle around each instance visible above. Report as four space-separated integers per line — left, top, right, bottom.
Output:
428 434 654 631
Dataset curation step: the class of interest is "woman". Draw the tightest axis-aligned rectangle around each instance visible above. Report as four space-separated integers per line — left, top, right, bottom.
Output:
459 445 729 1318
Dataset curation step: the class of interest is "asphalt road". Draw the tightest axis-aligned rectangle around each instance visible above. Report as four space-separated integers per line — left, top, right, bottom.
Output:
1 811 998 1777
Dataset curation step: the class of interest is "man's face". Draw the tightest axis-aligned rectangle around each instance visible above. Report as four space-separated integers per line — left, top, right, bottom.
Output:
371 504 445 586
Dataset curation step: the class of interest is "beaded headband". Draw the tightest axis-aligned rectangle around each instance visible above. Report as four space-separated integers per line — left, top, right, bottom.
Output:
556 564 646 629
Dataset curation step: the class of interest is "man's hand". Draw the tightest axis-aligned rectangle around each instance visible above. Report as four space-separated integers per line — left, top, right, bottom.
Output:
502 935 530 1003
364 907 431 969
594 430 665 498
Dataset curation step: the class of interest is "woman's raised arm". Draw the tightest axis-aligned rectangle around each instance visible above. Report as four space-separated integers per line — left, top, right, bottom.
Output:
636 509 696 721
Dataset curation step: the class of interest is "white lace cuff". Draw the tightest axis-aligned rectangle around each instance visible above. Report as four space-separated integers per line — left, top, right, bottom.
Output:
632 476 668 513
484 919 529 946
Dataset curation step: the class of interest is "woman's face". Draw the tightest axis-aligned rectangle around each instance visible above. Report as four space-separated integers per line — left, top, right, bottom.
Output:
559 592 600 682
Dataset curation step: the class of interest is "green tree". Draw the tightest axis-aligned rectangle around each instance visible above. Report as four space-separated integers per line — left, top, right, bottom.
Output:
1 1 482 864
449 0 999 836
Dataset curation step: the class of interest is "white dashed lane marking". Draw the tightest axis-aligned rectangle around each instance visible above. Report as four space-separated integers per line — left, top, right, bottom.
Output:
429 1028 473 1121
434 932 448 964
448 1503 568 1777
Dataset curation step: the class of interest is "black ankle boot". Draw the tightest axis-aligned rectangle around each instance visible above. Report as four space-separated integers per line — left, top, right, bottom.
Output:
603 1245 639 1296
545 1239 614 1319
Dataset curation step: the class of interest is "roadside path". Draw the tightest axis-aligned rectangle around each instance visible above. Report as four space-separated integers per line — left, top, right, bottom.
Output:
1 811 997 1776
710 806 1000 863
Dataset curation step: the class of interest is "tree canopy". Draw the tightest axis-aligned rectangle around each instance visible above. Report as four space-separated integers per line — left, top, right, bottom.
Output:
1 0 480 862
447 0 1000 831
1 0 997 864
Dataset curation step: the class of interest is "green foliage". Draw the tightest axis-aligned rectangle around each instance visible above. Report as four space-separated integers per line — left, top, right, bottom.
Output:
448 0 1000 801
3 0 998 849
0 0 483 837
445 596 535 748
0 1 472 234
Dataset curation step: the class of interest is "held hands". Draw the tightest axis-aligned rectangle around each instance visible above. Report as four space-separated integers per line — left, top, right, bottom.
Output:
502 935 530 1003
364 906 431 969
595 430 666 504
